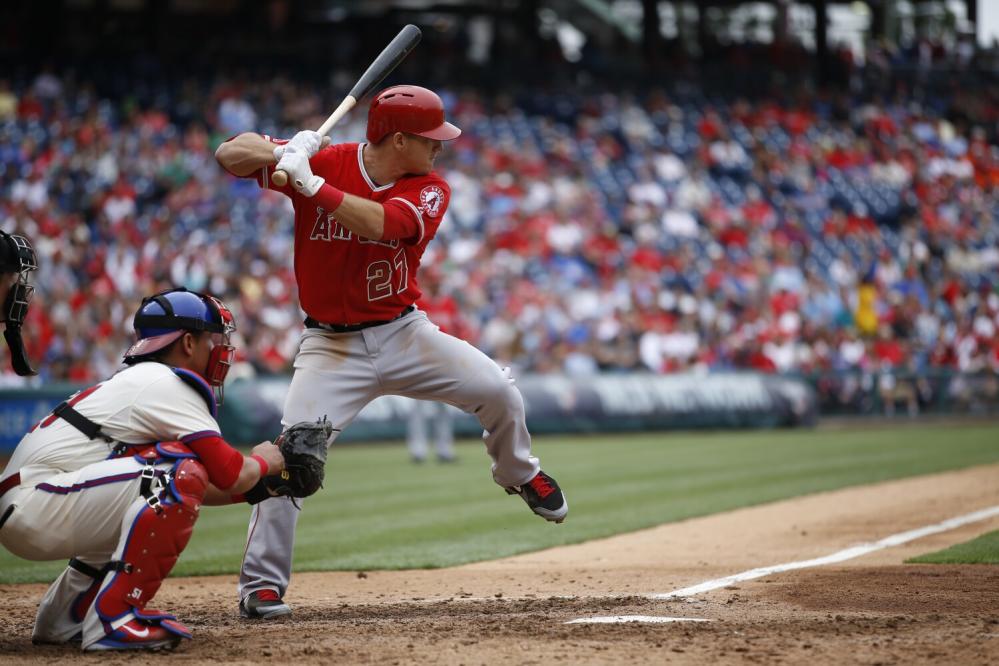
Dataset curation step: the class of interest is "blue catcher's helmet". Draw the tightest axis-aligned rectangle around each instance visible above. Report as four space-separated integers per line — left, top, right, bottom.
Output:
123 288 236 392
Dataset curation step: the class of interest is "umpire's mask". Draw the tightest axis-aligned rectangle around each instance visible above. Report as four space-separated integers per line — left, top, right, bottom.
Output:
0 230 38 376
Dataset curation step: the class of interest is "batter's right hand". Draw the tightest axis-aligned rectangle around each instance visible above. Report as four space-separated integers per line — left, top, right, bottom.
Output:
273 131 330 161
251 441 286 475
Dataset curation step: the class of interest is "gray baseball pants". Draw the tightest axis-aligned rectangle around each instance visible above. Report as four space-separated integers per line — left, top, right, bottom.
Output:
238 309 539 600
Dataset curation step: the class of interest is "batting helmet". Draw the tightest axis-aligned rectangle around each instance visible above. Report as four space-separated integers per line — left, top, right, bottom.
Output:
124 288 236 391
366 85 461 144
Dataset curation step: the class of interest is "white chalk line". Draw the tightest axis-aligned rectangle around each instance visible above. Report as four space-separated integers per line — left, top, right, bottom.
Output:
567 616 712 625
567 504 999 625
653 504 999 600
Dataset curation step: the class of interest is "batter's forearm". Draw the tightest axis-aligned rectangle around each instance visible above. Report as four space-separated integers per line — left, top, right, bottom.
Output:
215 133 278 177
315 187 385 240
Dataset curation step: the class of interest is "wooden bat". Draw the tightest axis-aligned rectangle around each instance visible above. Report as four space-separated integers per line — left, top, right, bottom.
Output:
273 23 422 187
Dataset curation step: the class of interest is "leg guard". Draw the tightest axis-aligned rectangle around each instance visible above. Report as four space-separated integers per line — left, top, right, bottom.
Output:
82 459 208 650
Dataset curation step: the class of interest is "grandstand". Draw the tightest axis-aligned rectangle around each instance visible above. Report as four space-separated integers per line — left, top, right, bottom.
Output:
2 6 999 664
1 1 997 421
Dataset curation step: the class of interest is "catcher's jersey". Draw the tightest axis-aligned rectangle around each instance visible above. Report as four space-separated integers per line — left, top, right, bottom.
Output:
0 363 222 487
252 141 451 324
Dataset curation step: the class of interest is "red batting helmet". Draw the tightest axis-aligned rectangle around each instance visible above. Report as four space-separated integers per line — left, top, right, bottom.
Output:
366 85 461 144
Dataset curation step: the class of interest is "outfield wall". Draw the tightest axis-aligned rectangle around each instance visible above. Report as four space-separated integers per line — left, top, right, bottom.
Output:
0 373 815 450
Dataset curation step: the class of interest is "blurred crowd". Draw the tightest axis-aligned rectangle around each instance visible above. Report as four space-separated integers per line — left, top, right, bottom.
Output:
1 66 998 412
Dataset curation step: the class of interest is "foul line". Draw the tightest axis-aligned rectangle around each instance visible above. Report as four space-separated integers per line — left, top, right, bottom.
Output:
566 504 999 624
653 504 999 600
567 616 711 625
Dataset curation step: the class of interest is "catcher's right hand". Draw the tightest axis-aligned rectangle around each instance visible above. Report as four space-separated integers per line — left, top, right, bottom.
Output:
246 417 336 505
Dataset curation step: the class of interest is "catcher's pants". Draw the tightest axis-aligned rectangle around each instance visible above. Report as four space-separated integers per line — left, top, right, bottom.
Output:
239 308 539 599
0 457 176 646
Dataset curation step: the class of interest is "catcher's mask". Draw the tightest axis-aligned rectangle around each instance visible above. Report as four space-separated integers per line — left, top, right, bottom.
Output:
0 230 38 376
124 287 236 403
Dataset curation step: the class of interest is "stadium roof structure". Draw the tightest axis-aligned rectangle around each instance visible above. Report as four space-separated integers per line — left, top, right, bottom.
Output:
3 1 981 88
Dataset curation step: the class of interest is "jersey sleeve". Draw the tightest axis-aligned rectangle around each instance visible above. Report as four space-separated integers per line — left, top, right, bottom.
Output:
254 135 295 195
382 175 451 245
129 377 244 488
181 433 244 490
216 134 295 196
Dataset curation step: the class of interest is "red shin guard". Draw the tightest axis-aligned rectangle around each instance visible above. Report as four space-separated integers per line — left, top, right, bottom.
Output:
92 459 208 636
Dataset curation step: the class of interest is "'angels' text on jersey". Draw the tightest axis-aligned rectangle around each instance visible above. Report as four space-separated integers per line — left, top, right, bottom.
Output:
310 208 400 249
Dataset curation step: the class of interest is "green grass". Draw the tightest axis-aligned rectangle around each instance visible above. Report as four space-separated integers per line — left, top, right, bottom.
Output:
907 530 999 565
2 422 999 584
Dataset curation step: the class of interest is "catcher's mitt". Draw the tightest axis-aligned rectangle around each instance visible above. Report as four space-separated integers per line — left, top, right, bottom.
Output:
268 417 336 498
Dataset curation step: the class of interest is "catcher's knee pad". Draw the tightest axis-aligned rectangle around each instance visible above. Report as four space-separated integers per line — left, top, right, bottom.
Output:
168 458 209 508
92 459 207 636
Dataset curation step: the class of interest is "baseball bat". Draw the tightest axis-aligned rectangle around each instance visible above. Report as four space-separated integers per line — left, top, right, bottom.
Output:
273 23 422 187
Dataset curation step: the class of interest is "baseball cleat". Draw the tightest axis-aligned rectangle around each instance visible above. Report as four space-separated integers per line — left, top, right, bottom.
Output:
240 589 292 619
84 619 183 652
506 470 568 523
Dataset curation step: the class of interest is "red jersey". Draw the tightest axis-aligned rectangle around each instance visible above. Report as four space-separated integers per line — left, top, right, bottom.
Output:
249 141 451 324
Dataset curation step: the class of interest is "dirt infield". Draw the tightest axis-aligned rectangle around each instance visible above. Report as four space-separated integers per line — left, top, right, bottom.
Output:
2 463 997 664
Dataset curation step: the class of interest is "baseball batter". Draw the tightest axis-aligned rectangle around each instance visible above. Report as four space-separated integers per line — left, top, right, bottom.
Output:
0 288 286 651
215 84 568 619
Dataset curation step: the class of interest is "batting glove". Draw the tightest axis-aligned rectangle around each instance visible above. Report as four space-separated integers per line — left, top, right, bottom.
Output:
273 130 329 161
275 146 325 197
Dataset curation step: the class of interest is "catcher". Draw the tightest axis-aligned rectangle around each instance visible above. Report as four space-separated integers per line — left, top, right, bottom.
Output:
0 287 329 652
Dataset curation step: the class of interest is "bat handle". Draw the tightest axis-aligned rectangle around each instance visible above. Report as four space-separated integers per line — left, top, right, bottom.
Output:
318 97 358 136
272 170 289 187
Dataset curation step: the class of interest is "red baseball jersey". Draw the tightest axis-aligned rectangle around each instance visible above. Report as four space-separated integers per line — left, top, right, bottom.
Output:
245 140 451 324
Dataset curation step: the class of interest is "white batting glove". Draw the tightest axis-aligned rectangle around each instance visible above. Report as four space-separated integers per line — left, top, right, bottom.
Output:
273 130 328 161
275 146 325 197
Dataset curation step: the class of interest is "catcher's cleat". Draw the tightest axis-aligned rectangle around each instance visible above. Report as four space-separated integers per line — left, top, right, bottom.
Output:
506 470 568 523
240 589 292 619
84 619 184 652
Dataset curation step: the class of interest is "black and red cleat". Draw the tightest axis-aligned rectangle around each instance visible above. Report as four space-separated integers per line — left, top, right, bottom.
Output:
506 470 568 523
240 589 292 619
